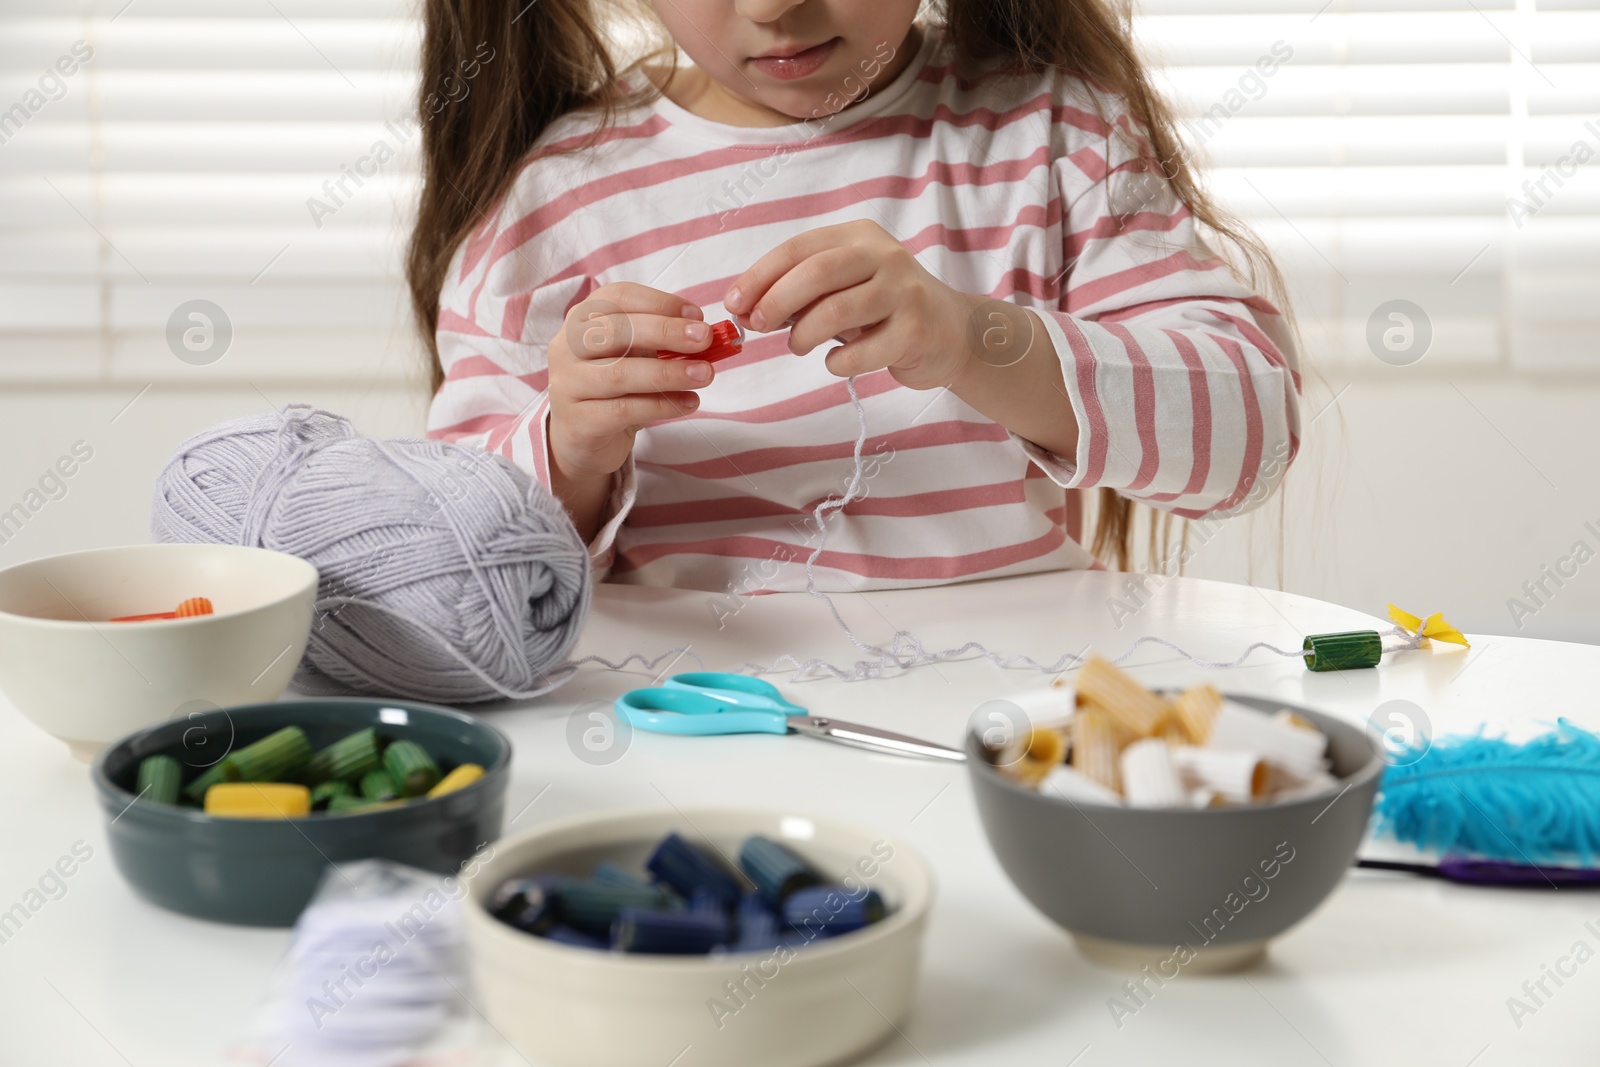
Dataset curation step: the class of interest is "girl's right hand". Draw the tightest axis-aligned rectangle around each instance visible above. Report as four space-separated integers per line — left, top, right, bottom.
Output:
547 282 716 481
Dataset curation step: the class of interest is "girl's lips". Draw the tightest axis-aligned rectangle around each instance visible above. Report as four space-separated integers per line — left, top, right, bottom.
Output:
749 37 840 81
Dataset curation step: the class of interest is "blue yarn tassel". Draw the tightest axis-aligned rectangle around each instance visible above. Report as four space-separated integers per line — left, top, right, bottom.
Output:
1374 718 1600 864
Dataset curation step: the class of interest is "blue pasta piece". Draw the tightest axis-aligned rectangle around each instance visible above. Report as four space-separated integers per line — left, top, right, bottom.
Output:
612 907 730 954
593 861 649 889
645 832 743 908
544 924 608 949
782 885 886 938
732 891 785 952
738 835 821 909
489 873 562 934
555 879 681 937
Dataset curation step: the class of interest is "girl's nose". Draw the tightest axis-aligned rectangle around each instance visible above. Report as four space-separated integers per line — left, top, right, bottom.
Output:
733 0 809 25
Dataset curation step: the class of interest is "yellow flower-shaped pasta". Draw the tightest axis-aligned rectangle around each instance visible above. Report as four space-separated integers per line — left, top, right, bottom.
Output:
1387 604 1470 647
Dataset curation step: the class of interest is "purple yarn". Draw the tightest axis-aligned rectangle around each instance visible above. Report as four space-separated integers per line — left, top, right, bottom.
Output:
151 404 591 704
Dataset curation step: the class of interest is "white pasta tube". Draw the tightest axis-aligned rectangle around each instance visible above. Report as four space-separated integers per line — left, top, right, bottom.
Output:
1206 702 1327 780
1000 683 1076 728
1040 764 1123 806
1273 770 1341 802
1119 739 1188 808
1173 746 1268 804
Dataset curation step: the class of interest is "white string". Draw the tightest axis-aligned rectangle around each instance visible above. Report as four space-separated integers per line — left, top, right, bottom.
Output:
575 376 1320 684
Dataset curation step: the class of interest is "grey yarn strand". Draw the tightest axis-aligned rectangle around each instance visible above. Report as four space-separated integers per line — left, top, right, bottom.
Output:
152 405 592 704
729 378 1308 683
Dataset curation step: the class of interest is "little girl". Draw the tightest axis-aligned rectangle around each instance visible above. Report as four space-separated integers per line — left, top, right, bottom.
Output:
409 0 1301 594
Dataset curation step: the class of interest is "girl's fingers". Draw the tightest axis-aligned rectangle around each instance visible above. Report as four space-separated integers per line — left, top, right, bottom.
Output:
569 352 714 400
785 275 886 355
587 282 701 320
724 220 876 321
580 392 701 436
822 320 896 379
750 248 877 344
566 312 713 362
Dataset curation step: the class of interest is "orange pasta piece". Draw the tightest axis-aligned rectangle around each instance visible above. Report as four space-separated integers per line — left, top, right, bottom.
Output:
1171 684 1224 744
1076 655 1168 738
1070 709 1120 794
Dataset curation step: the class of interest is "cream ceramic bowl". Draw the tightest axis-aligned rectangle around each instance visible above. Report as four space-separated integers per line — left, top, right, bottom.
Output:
464 807 934 1067
0 543 317 760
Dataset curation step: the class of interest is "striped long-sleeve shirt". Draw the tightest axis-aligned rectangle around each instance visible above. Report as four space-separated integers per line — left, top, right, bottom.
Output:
425 21 1302 594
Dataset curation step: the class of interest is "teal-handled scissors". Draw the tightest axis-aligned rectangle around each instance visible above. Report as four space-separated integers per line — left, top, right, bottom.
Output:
615 672 965 762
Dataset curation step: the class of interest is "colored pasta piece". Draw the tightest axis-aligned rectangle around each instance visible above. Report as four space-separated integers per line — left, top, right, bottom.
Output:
1071 709 1121 794
1171 684 1224 744
1076 655 1168 737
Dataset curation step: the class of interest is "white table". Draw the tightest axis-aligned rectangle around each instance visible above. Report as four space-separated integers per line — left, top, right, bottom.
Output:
1 571 1592 1067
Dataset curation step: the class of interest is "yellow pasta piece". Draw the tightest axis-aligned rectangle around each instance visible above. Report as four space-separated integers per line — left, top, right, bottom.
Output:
1171 684 1224 744
1012 727 1068 786
204 782 310 819
1070 709 1121 794
1076 655 1168 737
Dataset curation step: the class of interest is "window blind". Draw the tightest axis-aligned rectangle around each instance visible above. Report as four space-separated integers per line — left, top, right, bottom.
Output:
2 1 1595 383
0 0 425 384
1138 0 1600 370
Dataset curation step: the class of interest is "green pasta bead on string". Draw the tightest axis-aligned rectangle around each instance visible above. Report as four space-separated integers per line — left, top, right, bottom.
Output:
1301 604 1471 673
1302 630 1383 672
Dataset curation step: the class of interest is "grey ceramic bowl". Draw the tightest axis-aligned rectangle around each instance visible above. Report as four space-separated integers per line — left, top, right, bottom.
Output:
967 697 1381 972
91 697 511 926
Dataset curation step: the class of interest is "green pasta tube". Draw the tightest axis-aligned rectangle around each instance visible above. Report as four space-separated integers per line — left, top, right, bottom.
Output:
182 760 241 803
1302 630 1383 672
383 740 440 797
310 780 355 808
327 793 399 813
227 726 312 782
302 727 382 786
359 769 400 802
136 755 182 806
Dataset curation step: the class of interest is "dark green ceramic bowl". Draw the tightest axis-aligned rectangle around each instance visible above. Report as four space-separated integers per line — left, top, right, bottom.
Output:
91 697 512 926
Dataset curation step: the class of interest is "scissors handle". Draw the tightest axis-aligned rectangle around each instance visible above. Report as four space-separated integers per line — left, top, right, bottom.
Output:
615 688 789 736
622 708 790 736
787 717 967 762
662 672 806 715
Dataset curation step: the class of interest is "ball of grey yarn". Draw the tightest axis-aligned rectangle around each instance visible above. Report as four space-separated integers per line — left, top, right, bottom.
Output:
151 405 591 704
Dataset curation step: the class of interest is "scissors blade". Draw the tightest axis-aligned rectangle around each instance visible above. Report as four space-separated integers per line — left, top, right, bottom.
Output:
786 717 966 762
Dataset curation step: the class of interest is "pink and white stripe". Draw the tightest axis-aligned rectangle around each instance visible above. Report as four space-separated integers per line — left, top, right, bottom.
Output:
425 22 1301 593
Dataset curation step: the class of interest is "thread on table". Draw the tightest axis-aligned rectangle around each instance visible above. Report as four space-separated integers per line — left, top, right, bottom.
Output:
607 376 1310 683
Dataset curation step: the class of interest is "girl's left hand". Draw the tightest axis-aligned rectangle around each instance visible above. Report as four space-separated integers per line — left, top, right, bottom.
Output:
722 219 989 391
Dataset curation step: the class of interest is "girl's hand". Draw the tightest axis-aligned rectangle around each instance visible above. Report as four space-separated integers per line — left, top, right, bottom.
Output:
547 282 716 481
722 219 1006 390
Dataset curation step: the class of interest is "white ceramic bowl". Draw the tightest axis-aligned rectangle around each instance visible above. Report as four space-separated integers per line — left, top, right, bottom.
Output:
0 543 317 760
464 807 934 1067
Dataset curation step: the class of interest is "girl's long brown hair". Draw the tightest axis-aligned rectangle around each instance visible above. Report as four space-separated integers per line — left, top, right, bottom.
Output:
406 0 1293 573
